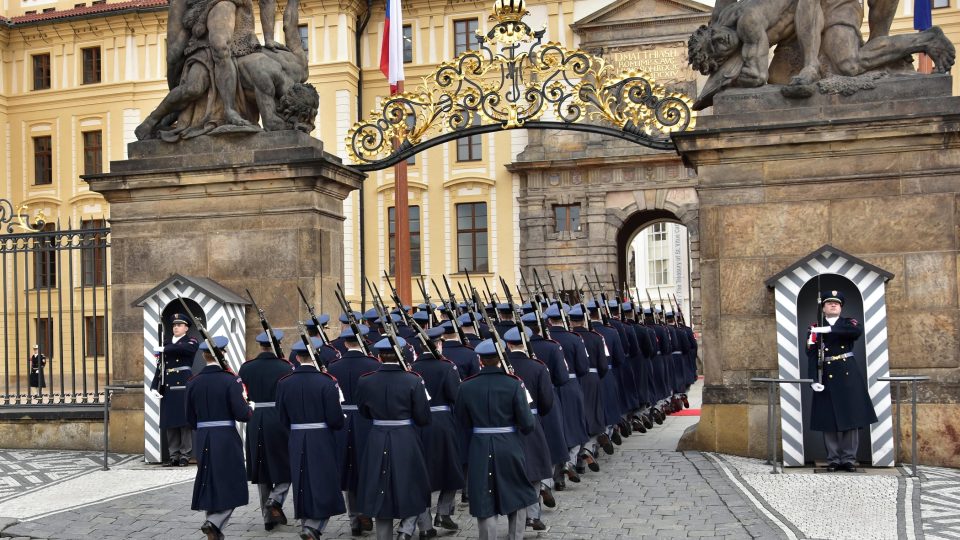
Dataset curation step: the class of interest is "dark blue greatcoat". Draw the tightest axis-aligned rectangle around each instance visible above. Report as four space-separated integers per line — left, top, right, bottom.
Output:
528 335 569 465
507 351 555 483
628 322 655 405
152 335 200 429
649 324 671 401
640 324 661 403
682 325 699 386
667 326 689 394
456 366 538 519
443 340 479 380
327 349 381 492
593 323 626 423
186 364 252 512
355 363 432 519
238 351 294 485
276 365 346 520
547 326 590 448
610 318 640 411
807 317 878 432
412 352 465 492
571 326 608 435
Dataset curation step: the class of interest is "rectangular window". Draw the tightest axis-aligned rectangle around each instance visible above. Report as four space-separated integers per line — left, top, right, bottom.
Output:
554 204 581 232
81 47 101 84
85 315 106 357
33 53 51 90
298 24 309 52
933 0 948 7
456 202 488 272
82 130 102 175
403 24 413 63
457 115 482 161
388 206 421 275
35 318 54 360
34 223 57 289
646 222 669 286
81 219 107 286
33 136 53 185
453 18 479 55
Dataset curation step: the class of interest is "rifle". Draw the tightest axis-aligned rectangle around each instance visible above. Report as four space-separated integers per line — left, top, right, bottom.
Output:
365 277 409 370
811 282 825 392
657 287 673 327
644 289 660 325
671 293 686 326
417 277 439 326
545 270 571 331
158 321 165 387
295 321 328 372
483 276 499 305
297 286 330 345
176 296 229 372
246 289 285 359
623 282 639 323
594 269 615 323
532 268 549 302
583 274 608 327
572 275 592 331
500 275 533 356
334 284 370 356
385 272 442 359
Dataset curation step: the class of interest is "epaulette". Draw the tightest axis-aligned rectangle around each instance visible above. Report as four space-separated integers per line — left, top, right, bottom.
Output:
407 370 423 378
462 373 480 382
278 371 295 382
506 373 523 382
359 370 378 377
530 358 547 368
545 338 561 346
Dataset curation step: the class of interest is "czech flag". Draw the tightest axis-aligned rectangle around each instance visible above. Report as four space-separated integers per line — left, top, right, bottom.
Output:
914 0 932 30
380 0 405 94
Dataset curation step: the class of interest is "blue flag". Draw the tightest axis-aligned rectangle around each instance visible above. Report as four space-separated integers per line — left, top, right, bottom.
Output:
914 0 932 30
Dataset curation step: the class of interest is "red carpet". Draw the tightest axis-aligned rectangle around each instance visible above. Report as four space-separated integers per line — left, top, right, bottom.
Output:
671 408 701 416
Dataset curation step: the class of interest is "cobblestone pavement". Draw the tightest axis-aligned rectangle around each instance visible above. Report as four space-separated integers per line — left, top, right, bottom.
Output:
0 380 957 539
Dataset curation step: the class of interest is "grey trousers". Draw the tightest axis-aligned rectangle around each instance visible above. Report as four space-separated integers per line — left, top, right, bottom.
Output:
166 426 193 460
345 490 361 527
824 429 859 466
376 516 417 540
205 508 233 530
257 482 291 521
477 508 526 540
302 517 328 533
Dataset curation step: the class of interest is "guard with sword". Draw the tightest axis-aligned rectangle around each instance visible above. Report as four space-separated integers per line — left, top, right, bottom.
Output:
150 309 200 467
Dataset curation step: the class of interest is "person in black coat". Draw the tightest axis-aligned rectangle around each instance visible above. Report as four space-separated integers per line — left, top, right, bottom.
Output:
410 326 463 535
587 302 627 448
355 337 432 540
440 322 479 380
288 315 341 368
277 338 346 540
456 339 538 540
238 330 294 531
807 290 878 472
28 344 46 397
326 324 379 536
504 327 555 532
150 313 200 467
568 305 609 470
185 336 252 540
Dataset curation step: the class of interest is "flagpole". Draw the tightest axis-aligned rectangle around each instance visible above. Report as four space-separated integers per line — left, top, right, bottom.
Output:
394 79 412 306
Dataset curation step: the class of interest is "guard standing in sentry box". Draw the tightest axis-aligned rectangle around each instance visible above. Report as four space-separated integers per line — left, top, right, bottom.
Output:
806 290 878 472
150 313 200 467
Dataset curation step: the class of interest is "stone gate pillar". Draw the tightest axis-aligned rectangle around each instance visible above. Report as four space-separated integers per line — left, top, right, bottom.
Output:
86 131 365 454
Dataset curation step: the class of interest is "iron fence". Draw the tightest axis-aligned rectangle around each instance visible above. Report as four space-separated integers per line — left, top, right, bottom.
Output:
1 221 111 405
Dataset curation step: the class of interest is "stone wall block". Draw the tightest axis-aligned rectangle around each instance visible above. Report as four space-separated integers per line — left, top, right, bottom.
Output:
718 202 827 258
720 315 776 371
887 310 960 369
830 195 955 253
904 252 957 309
719 259 771 315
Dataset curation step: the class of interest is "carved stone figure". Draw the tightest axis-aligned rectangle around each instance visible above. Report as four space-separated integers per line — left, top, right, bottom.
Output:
137 0 317 140
687 0 956 109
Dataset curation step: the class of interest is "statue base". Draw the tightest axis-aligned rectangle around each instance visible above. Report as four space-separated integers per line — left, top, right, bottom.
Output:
86 131 365 454
674 74 960 467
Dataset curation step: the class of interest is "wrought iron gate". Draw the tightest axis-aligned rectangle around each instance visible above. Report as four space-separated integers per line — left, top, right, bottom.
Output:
0 221 111 405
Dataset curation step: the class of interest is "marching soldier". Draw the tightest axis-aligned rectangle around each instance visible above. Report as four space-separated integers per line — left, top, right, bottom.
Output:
355 337 432 540
185 336 252 540
457 313 485 347
150 313 200 467
503 327 555 532
543 304 590 483
288 315 341 368
326 324 379 536
330 311 365 355
807 290 877 472
239 330 294 531
568 305 611 466
276 338 347 540
493 303 517 338
587 301 627 447
410 326 463 536
440 321 480 380
456 339 538 540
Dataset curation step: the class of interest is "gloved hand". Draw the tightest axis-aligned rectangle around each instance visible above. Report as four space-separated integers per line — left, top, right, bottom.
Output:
811 383 825 392
149 389 162 400
809 326 832 334
249 401 256 411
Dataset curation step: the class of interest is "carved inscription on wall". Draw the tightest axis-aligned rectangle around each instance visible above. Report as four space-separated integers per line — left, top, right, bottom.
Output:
605 43 695 82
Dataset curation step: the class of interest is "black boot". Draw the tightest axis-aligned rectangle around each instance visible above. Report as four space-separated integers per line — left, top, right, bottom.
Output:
434 514 459 531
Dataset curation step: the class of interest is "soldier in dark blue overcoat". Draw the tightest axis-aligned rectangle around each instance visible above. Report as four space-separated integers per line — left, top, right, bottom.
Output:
521 313 572 489
329 311 364 355
587 302 627 447
504 327 555 532
543 304 590 480
287 315 341 368
607 301 640 428
457 313 486 347
440 322 479 380
326 324 379 536
355 337 432 540
276 338 346 540
150 313 200 467
411 326 464 535
568 305 609 470
238 330 294 531
807 290 878 472
185 336 252 540
456 339 538 540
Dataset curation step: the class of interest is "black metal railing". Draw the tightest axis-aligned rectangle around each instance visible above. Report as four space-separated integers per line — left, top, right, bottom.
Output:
1 222 111 405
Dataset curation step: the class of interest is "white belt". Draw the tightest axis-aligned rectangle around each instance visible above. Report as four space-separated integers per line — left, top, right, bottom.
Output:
568 374 577 379
167 366 191 372
341 404 358 411
197 420 234 429
430 405 451 412
588 368 598 373
473 426 515 434
530 408 538 415
253 401 275 407
672 351 682 355
373 419 412 426
168 386 186 390
291 423 328 430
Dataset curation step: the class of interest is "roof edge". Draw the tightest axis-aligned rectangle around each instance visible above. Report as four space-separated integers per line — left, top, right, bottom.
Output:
764 244 896 288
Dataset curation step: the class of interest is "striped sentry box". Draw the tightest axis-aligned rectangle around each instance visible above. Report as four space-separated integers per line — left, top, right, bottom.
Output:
134 275 249 463
766 245 895 467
